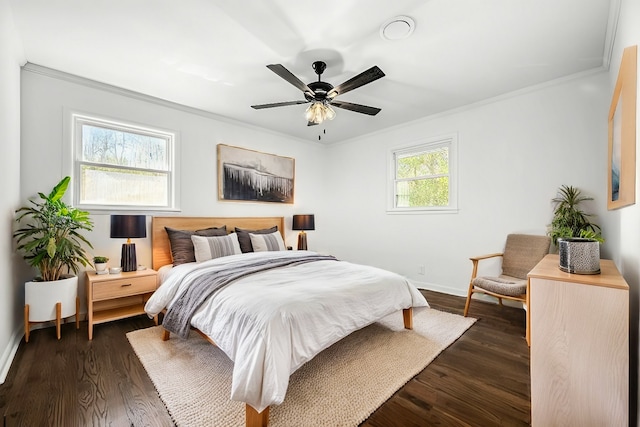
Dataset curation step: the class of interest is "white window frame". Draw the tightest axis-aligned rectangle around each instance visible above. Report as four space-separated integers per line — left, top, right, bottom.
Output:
387 133 458 214
66 111 179 212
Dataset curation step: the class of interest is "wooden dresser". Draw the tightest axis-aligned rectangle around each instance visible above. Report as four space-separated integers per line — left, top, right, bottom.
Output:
528 254 628 426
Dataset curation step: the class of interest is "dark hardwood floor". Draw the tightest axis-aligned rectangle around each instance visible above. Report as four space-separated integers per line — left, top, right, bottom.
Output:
0 290 530 426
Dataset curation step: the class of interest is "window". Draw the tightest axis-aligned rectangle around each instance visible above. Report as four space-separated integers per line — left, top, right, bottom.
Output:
71 114 176 211
388 134 458 213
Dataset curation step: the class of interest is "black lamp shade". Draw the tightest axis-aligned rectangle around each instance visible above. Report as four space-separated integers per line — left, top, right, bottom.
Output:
110 215 146 272
292 214 315 231
110 215 147 239
292 214 314 250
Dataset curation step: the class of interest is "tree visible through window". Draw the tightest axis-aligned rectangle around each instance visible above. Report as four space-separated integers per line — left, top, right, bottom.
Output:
73 114 175 210
389 135 457 212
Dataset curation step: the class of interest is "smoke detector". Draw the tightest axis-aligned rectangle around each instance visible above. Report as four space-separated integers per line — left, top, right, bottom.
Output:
380 16 415 41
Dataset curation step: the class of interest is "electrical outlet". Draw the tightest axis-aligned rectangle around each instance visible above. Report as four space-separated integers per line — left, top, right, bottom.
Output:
418 265 425 275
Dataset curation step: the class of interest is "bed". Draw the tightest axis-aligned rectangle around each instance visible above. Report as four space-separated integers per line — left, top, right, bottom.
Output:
145 216 428 427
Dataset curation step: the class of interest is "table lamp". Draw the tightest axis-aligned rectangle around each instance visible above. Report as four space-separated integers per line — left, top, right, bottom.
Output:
292 214 315 250
110 215 146 272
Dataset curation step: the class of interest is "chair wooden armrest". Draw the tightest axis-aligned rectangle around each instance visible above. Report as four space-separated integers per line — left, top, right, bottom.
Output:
469 252 503 262
465 252 505 317
469 253 503 280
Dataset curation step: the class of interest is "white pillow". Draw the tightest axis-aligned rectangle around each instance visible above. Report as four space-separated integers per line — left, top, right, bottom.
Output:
249 231 286 252
191 233 241 262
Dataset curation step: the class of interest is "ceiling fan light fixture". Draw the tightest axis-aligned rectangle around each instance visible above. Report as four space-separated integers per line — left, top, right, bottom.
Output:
305 101 336 124
254 61 383 128
325 104 336 121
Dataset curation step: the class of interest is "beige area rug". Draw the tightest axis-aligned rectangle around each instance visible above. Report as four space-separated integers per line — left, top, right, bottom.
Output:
127 308 476 427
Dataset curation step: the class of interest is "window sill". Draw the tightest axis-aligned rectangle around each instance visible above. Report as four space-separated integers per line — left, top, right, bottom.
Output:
386 208 459 215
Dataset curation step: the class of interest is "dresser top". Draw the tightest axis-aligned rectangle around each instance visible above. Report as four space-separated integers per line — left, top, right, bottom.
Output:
528 254 629 290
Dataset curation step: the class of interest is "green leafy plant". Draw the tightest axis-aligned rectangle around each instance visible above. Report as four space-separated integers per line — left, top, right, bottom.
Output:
14 176 94 281
548 185 603 245
93 256 109 264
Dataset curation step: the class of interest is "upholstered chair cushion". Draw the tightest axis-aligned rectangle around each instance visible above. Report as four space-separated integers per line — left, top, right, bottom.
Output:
472 276 527 297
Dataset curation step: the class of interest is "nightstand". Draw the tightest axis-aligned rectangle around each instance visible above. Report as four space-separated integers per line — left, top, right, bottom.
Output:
86 269 158 340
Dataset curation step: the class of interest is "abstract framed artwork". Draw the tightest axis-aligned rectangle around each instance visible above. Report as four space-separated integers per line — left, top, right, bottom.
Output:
217 144 295 203
608 45 637 210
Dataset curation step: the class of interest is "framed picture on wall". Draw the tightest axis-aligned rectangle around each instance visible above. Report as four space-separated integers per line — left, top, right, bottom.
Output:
217 144 295 204
608 45 637 210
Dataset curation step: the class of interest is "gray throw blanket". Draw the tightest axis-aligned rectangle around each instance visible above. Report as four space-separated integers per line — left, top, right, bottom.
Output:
163 253 337 338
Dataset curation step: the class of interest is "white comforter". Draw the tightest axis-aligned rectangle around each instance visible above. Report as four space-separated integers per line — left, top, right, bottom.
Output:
145 251 428 412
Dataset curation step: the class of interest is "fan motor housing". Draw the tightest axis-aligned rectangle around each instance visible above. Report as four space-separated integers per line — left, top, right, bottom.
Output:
305 81 334 101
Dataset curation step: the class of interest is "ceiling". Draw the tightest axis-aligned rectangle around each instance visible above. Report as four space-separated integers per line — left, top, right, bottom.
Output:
9 0 615 144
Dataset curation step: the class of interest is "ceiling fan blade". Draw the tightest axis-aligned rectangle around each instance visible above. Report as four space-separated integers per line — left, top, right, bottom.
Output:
330 100 381 116
251 100 309 110
327 66 385 98
307 121 319 127
267 64 314 96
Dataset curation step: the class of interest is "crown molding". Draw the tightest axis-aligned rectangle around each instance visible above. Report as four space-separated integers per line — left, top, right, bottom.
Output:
332 66 607 147
602 0 622 70
21 62 315 146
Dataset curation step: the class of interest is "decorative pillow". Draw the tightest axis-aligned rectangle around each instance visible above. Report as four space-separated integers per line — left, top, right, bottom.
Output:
235 226 278 253
249 231 286 252
191 233 241 262
165 226 227 266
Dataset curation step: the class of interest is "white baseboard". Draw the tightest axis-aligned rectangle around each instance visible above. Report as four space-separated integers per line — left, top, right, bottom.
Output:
0 325 23 384
0 311 90 384
409 279 468 297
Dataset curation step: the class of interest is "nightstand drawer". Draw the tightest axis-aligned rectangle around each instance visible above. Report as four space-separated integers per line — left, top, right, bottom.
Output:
92 275 156 301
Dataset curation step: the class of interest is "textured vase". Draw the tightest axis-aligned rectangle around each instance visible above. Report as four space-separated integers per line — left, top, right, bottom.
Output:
558 238 600 274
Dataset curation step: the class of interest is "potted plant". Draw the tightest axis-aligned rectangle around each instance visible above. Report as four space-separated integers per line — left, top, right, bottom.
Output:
548 185 603 274
93 256 109 273
14 176 94 341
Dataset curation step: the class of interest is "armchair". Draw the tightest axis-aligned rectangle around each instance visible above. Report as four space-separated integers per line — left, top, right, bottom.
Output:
464 234 551 319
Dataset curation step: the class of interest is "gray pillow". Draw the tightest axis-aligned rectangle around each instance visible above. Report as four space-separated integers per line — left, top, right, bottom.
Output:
165 226 227 266
235 226 278 253
191 233 242 262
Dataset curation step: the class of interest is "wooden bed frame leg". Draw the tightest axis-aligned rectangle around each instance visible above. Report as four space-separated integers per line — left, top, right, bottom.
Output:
162 328 171 341
246 404 269 427
403 307 413 330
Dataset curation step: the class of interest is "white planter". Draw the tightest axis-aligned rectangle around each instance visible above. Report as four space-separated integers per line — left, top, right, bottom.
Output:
25 275 78 322
94 263 107 272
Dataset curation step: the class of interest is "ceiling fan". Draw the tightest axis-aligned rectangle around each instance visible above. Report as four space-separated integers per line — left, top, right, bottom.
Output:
251 61 385 126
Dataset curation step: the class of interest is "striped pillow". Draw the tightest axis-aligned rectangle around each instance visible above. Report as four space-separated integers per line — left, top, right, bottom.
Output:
191 233 241 262
249 231 286 252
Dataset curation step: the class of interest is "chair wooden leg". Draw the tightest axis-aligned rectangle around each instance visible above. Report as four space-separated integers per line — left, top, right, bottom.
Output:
56 302 62 340
162 329 171 341
498 298 503 306
24 305 30 343
463 283 474 317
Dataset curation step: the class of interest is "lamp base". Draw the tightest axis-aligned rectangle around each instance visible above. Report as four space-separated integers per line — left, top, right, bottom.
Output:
297 231 308 251
121 243 137 272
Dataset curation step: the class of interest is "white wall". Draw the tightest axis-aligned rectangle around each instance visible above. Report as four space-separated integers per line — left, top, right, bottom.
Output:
0 0 26 382
320 71 610 297
606 0 640 422
19 67 328 317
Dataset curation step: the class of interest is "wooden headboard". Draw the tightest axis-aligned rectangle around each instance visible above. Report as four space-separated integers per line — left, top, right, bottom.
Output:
151 216 285 270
